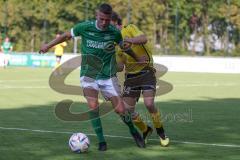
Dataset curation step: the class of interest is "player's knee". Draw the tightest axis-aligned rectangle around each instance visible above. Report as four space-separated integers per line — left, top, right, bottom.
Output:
87 101 99 110
115 108 125 115
144 100 154 108
144 101 157 113
131 111 139 120
114 104 126 115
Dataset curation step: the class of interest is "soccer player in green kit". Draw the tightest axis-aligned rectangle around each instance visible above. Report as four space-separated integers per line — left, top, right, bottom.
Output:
39 3 145 151
1 37 13 68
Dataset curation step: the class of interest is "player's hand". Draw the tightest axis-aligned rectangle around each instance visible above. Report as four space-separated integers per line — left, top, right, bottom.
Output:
137 55 148 64
123 38 133 49
124 37 133 44
119 40 132 51
39 44 50 54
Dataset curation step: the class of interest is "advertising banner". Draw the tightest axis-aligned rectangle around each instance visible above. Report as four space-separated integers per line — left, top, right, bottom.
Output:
8 53 56 67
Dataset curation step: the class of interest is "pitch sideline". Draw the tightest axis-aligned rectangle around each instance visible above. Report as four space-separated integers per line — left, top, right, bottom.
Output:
0 126 240 148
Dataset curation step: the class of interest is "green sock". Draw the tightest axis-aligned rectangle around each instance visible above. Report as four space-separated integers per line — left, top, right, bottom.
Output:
89 108 105 143
121 113 137 134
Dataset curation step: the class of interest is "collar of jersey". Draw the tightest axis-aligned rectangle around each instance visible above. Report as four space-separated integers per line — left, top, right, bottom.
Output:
95 20 109 31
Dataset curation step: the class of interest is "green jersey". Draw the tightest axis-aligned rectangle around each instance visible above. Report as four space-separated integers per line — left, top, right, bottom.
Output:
1 42 12 53
71 20 122 79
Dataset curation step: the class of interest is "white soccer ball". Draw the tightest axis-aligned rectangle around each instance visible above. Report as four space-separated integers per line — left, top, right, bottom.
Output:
69 133 90 153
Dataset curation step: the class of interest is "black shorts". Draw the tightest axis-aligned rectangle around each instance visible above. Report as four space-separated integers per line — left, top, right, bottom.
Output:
56 56 62 60
122 67 156 99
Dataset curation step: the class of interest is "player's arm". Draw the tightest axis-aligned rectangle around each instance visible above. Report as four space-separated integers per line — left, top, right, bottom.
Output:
119 41 137 60
123 34 149 63
117 62 124 72
115 27 145 63
10 44 13 52
119 41 147 63
123 24 147 45
116 52 126 72
39 32 72 54
60 41 67 47
121 24 148 63
63 42 67 47
124 34 147 45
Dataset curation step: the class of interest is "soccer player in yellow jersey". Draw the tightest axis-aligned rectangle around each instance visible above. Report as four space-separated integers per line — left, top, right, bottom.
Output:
111 12 169 147
54 33 67 73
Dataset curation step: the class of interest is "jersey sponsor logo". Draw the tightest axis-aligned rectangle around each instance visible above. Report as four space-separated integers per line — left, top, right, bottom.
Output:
86 40 107 49
86 40 115 51
103 41 115 53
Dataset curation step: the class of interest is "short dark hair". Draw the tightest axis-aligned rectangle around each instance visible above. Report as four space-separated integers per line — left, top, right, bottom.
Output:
98 3 112 15
111 11 119 21
57 31 63 35
117 17 122 25
111 11 122 25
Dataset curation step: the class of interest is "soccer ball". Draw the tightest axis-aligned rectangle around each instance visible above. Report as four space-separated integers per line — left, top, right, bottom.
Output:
69 133 90 153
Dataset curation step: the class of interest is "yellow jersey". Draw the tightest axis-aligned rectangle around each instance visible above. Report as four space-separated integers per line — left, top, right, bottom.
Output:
116 24 153 74
54 42 67 56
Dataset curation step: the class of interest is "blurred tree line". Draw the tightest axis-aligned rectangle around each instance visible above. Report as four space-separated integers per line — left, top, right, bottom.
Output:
0 0 240 56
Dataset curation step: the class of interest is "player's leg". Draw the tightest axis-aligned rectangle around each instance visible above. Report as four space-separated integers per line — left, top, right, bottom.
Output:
3 53 9 68
143 90 169 146
55 56 62 75
123 74 152 143
55 56 61 68
100 77 145 148
84 88 107 151
80 77 107 151
123 94 152 144
109 96 145 148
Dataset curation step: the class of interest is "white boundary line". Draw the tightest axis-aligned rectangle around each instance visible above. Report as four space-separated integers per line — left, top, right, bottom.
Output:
0 83 239 90
0 86 49 89
0 126 240 148
0 79 47 82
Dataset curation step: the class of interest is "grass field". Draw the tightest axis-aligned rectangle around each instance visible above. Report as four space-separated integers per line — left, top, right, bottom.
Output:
0 67 240 160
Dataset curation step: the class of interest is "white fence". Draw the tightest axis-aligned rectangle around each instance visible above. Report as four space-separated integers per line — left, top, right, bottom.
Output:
153 56 240 74
61 55 240 74
0 54 4 67
1 53 240 74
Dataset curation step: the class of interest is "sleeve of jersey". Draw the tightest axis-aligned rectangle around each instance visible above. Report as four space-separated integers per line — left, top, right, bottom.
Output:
62 42 67 47
71 22 85 37
116 50 126 64
115 30 123 44
126 24 144 37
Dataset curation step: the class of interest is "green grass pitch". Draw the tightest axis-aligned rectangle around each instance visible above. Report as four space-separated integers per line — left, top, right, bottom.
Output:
0 67 240 160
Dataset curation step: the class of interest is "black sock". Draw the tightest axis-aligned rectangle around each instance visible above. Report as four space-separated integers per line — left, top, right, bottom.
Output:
156 127 166 139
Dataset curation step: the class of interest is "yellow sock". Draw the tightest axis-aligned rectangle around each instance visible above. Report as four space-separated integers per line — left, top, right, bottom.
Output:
150 111 163 128
133 114 148 133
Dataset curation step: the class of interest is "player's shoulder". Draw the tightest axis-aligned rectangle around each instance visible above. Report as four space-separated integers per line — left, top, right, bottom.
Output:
123 24 138 30
122 24 143 36
108 24 121 33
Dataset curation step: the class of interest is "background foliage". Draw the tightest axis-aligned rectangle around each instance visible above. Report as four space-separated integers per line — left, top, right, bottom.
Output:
0 0 239 56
